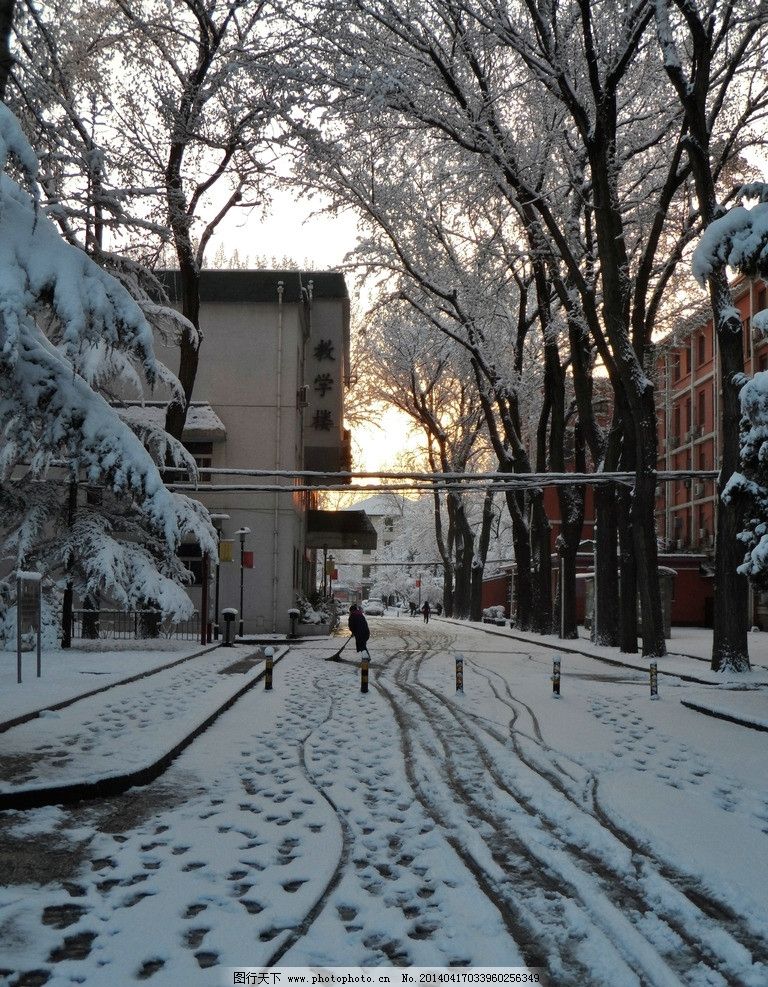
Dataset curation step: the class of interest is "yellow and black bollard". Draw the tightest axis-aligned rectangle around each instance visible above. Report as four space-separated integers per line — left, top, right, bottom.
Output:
264 646 274 691
360 651 369 693
552 656 561 697
455 655 464 693
649 659 658 699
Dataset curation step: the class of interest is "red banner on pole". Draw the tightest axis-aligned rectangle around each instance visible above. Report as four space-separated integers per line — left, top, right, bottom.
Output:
242 551 254 569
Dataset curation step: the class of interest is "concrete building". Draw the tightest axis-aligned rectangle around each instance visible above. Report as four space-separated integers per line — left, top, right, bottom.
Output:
333 494 410 603
140 269 375 635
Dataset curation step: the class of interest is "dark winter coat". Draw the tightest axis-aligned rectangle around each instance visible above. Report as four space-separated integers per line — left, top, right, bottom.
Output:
348 609 370 652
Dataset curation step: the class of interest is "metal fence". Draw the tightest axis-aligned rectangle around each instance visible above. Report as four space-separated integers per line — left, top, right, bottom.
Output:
71 609 201 641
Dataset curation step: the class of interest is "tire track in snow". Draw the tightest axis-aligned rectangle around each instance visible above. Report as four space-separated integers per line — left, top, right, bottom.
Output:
390 644 764 986
460 656 768 972
372 637 734 985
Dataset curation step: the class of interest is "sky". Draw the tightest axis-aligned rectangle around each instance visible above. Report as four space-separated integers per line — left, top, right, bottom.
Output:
1 620 767 984
213 186 359 272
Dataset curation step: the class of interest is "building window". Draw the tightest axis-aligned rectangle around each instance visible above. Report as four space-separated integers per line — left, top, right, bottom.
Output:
759 351 768 373
685 343 692 375
685 396 692 432
362 565 371 579
757 285 767 312
697 389 706 432
672 353 681 381
383 516 394 532
362 548 371 556
184 441 213 480
697 333 706 366
178 542 203 585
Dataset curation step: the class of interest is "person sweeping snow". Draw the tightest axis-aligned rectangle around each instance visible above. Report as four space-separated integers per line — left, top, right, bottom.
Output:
348 603 371 656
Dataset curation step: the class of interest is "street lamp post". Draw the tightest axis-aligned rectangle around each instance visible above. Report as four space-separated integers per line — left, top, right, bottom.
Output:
235 527 250 637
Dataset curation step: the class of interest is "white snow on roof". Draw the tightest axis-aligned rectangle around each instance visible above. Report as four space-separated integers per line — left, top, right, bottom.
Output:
115 402 226 439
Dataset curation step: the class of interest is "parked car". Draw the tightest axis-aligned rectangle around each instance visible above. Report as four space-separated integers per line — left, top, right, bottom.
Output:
362 598 385 616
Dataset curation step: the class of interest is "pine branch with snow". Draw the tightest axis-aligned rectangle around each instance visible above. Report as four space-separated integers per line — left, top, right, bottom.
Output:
0 104 215 624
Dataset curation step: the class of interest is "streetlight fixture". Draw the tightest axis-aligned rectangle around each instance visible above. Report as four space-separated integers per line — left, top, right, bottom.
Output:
235 527 251 637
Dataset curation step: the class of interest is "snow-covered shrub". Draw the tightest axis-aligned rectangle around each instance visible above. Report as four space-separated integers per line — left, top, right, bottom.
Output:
294 593 340 631
482 605 506 624
0 105 216 624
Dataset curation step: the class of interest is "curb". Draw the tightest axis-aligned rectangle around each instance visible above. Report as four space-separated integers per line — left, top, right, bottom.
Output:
436 617 718 684
679 699 768 733
0 647 289 812
0 643 222 736
435 617 763 731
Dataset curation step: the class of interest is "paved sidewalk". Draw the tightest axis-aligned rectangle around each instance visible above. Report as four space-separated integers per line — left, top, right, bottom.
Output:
0 643 291 811
436 617 768 732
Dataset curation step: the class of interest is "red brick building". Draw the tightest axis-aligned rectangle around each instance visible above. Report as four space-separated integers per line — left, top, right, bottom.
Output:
654 278 768 552
655 277 768 627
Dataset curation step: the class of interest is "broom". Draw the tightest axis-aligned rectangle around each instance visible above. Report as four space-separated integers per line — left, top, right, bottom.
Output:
325 635 352 661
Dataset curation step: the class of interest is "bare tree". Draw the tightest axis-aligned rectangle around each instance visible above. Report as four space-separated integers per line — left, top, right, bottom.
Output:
359 303 488 617
655 0 768 672
11 0 279 439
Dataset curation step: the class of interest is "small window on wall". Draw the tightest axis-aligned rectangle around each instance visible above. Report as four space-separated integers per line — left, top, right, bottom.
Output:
697 389 706 431
362 565 371 579
685 343 692 375
178 542 203 585
183 441 213 480
697 333 706 366
757 285 767 312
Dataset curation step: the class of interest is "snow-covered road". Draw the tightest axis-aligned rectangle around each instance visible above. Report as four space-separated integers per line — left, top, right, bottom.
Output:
1 618 766 986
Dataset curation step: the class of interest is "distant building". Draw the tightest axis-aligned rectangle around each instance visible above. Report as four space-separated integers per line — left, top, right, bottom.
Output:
334 494 409 602
144 269 375 634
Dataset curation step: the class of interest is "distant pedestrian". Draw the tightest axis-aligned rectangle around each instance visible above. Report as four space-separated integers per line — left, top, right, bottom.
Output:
435 602 442 616
409 601 417 617
422 601 431 623
348 604 371 655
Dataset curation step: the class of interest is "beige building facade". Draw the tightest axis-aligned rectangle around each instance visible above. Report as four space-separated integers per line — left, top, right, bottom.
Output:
152 269 361 635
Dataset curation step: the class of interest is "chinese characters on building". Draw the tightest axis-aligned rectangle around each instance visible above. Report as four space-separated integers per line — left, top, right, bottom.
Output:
312 339 335 431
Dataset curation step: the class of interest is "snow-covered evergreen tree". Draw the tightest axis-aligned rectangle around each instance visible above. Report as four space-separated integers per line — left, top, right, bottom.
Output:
0 104 216 637
695 182 768 600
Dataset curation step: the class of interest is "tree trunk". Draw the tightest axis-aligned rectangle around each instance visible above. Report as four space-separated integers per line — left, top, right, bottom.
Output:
529 492 552 634
506 490 532 630
164 269 201 440
451 494 474 620
616 483 638 653
0 0 14 101
60 482 77 649
593 487 620 646
710 276 749 669
471 488 495 621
